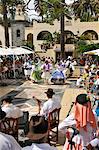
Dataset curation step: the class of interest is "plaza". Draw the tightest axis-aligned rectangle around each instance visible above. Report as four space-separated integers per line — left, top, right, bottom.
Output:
0 71 85 149
0 1 99 150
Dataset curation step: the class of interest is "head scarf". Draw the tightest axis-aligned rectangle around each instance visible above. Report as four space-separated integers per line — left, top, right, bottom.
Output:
74 101 96 131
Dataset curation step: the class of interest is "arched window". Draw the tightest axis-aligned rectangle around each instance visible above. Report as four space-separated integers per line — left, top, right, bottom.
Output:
37 31 52 40
16 29 20 37
82 30 98 40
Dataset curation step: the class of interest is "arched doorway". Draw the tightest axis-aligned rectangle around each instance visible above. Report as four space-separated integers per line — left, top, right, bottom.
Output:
27 33 33 49
64 31 75 44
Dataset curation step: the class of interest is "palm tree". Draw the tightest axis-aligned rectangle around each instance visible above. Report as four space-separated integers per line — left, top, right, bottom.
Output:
72 0 99 21
33 0 70 59
0 0 24 47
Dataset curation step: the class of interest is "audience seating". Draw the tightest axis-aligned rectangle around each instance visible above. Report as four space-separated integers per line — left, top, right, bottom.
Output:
47 108 61 145
0 117 19 141
18 111 29 135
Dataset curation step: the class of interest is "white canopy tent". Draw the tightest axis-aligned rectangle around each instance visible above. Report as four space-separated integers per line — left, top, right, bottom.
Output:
0 47 34 55
0 47 34 78
84 49 99 56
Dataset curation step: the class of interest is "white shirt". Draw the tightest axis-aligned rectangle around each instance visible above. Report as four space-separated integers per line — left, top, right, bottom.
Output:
0 132 21 150
2 104 23 118
90 138 99 147
40 96 61 118
94 79 99 85
76 78 82 86
22 143 57 150
58 112 98 146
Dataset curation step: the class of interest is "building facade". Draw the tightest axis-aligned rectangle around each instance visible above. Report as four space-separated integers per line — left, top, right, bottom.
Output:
0 4 99 60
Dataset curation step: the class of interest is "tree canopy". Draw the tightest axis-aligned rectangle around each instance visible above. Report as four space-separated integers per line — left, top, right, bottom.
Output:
72 0 99 21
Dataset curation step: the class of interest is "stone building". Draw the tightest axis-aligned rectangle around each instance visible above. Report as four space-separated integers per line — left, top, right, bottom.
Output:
0 4 99 61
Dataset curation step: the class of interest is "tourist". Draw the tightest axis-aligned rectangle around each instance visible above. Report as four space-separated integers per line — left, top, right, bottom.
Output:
59 94 98 150
22 116 58 150
0 107 22 150
1 96 23 118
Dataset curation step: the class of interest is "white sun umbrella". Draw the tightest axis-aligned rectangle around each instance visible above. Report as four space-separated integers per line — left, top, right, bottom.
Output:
84 49 99 56
0 47 34 78
7 47 34 78
0 47 10 55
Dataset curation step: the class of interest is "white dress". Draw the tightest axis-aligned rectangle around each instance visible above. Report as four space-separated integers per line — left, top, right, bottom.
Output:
23 62 32 76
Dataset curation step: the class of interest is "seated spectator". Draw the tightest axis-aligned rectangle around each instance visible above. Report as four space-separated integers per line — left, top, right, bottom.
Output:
0 107 21 150
40 88 61 118
22 115 57 150
76 76 83 87
1 96 23 118
59 94 98 150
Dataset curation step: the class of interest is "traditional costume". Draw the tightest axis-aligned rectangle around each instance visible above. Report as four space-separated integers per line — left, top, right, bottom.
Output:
41 60 52 84
22 115 57 150
30 62 42 83
51 62 65 84
59 94 97 150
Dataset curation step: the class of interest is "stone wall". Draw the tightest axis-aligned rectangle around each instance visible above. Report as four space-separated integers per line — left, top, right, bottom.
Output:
11 23 25 46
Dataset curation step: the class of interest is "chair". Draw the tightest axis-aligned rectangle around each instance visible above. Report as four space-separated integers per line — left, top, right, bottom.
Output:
18 111 29 135
47 108 61 145
0 117 19 141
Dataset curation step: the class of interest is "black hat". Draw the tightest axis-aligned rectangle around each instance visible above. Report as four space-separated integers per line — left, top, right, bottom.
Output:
27 116 48 140
76 94 90 105
1 96 12 104
0 107 6 120
45 88 55 96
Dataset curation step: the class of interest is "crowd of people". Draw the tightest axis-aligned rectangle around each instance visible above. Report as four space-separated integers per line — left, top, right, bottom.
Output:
0 54 99 150
23 56 77 84
0 55 77 84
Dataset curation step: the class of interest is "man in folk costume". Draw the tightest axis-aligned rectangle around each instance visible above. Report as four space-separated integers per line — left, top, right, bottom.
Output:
58 94 97 150
41 60 52 84
22 116 58 150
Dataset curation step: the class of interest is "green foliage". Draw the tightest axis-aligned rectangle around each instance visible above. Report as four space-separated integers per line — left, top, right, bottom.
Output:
72 0 99 21
53 31 60 43
34 0 70 23
77 41 99 54
23 41 34 49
